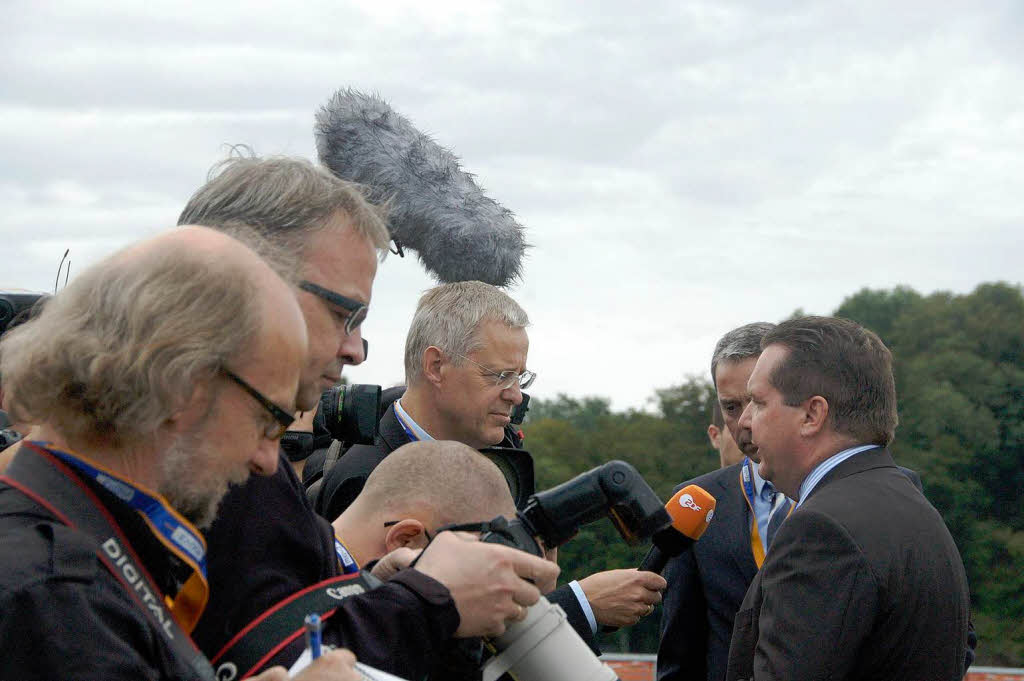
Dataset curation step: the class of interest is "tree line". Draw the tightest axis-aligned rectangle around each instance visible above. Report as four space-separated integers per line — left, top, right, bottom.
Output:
521 282 1024 666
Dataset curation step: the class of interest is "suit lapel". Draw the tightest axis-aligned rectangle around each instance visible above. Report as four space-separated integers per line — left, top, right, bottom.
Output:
713 467 758 583
377 403 411 454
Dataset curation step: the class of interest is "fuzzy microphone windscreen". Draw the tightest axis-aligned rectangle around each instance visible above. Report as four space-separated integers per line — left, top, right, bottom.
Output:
315 89 528 287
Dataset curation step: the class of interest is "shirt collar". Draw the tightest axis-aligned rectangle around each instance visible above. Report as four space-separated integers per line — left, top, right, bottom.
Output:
394 399 434 442
796 443 879 507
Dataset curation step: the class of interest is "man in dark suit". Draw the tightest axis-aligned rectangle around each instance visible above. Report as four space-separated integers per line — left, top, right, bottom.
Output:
658 322 781 681
725 316 970 681
317 281 667 647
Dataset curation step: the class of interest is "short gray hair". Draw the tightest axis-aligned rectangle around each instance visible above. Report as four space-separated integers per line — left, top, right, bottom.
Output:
404 281 529 385
710 322 776 387
178 152 391 272
0 240 263 448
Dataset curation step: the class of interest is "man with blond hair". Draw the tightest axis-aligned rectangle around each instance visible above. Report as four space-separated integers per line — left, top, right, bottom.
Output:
180 157 558 680
0 227 358 681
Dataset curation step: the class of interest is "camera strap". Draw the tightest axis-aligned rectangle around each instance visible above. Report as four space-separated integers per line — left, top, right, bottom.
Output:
1 443 216 681
209 571 376 681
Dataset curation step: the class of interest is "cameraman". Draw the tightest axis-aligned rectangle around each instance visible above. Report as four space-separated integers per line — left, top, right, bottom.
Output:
317 281 667 644
179 155 558 680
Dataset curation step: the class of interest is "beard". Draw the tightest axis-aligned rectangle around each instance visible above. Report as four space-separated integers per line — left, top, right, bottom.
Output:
158 417 249 530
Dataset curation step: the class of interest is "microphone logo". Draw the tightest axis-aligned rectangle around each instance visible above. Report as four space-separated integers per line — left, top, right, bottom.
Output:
679 494 702 512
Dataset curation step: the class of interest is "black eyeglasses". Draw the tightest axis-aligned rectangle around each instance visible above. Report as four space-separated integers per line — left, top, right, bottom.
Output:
220 367 295 440
299 280 368 336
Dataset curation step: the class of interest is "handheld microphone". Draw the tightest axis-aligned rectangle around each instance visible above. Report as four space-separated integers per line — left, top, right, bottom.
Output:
638 485 716 574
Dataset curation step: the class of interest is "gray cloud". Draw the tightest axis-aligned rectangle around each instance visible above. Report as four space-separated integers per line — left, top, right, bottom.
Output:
2 0 1021 409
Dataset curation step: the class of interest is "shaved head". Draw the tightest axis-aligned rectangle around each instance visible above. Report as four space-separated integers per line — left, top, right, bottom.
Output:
360 440 516 525
332 440 517 565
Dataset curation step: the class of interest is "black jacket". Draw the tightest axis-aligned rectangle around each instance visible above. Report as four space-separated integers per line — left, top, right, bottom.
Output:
314 403 601 652
0 445 213 681
725 448 971 681
193 450 461 679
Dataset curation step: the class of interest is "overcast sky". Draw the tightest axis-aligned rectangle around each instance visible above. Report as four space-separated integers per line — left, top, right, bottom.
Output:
3 1 1022 410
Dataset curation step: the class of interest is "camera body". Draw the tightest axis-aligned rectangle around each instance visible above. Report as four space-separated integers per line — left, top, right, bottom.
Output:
469 461 669 681
0 291 48 336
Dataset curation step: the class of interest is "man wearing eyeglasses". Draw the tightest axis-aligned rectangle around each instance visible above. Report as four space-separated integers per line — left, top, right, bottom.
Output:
0 227 363 681
317 280 667 651
179 156 558 681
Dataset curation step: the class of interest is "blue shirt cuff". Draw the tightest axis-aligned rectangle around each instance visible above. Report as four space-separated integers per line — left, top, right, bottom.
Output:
568 579 598 635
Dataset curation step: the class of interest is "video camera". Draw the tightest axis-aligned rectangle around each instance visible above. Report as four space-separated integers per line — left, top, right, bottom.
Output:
443 460 671 681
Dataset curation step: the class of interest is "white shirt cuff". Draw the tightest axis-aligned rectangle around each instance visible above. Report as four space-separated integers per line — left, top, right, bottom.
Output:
568 579 598 635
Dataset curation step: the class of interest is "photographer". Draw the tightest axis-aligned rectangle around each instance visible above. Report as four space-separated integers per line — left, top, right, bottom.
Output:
0 227 361 681
317 281 667 645
179 156 558 680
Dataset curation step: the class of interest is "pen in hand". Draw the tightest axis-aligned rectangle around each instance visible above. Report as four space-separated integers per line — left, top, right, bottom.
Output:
304 613 323 660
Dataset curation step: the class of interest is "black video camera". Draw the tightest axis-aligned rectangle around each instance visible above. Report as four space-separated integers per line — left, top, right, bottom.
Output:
282 384 387 463
456 460 671 557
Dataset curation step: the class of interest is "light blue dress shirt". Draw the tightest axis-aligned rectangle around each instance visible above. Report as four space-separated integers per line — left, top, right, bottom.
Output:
795 444 880 508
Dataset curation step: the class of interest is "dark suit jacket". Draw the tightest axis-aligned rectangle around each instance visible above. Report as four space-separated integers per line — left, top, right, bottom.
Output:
658 462 758 681
314 403 601 651
725 447 970 681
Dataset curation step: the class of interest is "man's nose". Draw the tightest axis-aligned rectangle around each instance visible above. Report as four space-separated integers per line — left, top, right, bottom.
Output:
251 437 281 476
337 327 366 366
502 382 524 406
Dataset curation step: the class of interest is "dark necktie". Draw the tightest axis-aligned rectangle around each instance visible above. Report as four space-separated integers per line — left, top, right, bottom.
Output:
765 495 793 549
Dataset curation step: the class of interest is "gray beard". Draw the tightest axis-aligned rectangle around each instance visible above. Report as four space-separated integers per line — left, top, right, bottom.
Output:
157 428 247 530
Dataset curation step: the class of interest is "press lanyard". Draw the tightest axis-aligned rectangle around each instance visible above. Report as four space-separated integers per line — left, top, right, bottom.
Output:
739 457 793 569
40 442 210 632
334 534 360 574
1 443 216 680
393 403 421 443
739 457 768 568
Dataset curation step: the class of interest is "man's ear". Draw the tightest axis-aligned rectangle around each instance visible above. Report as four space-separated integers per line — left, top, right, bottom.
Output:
421 346 445 387
800 396 829 437
707 424 722 450
384 519 430 553
165 381 212 434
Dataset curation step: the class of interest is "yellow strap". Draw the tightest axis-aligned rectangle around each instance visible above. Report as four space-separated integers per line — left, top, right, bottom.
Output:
740 465 767 569
750 519 766 569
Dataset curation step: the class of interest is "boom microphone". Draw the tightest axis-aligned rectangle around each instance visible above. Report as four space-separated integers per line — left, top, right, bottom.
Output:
315 89 528 287
638 485 716 574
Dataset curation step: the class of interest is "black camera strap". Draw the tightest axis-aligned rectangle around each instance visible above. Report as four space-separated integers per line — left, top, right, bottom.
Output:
209 571 375 680
1 447 216 681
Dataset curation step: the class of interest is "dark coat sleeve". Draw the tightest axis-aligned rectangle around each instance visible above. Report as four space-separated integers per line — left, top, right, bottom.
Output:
321 570 462 680
657 546 708 681
547 584 600 653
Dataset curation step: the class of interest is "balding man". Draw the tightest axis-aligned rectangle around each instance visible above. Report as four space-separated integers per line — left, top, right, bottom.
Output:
0 228 357 681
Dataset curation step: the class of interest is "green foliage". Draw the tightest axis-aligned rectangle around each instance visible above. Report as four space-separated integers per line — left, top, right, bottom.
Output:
523 282 1023 665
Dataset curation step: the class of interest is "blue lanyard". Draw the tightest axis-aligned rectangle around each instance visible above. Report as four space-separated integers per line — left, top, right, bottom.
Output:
334 535 360 574
393 405 420 443
740 456 757 509
43 444 208 577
